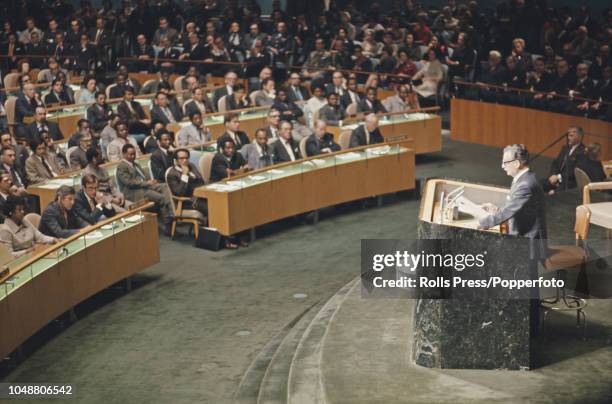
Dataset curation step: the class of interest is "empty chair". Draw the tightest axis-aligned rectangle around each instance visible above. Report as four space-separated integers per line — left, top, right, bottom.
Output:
24 212 41 228
338 130 352 149
199 152 215 183
574 168 591 193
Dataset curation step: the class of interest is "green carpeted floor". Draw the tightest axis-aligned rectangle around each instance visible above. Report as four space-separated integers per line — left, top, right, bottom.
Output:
1 137 609 403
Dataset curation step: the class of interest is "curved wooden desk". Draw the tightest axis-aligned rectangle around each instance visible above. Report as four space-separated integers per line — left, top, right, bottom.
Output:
0 204 159 359
194 141 416 236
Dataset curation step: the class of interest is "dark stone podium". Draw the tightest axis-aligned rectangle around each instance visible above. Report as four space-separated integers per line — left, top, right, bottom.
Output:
412 179 534 370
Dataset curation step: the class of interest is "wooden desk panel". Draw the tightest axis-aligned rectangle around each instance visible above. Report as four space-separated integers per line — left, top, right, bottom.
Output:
0 214 159 358
195 148 415 235
451 98 612 160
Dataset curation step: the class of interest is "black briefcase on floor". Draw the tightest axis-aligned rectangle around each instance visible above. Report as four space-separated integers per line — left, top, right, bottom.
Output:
195 227 223 251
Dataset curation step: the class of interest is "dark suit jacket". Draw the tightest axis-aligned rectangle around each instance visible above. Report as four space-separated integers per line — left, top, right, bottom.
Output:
216 131 250 151
213 87 230 111
341 91 363 109
183 97 214 116
318 104 346 126
39 201 88 238
210 153 247 182
349 125 384 148
26 121 64 144
357 98 387 114
479 170 548 259
43 91 70 106
305 133 341 157
117 100 147 124
272 138 301 163
287 85 309 102
150 104 182 125
225 95 250 111
166 164 205 197
150 148 174 182
15 93 38 123
87 103 114 132
549 143 586 190
73 189 116 225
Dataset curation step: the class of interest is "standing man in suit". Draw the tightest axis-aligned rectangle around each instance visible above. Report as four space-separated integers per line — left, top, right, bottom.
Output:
74 174 116 225
166 148 207 216
26 106 64 145
478 144 547 335
39 185 90 238
117 86 150 135
349 113 384 148
150 131 175 182
543 126 586 192
306 120 341 157
240 128 274 170
216 113 250 151
272 121 301 163
116 144 173 233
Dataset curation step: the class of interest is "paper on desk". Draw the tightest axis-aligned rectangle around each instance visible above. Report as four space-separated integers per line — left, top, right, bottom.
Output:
455 195 489 219
226 180 249 187
124 214 145 223
367 145 391 155
268 169 284 174
343 124 359 130
84 231 104 239
36 178 76 189
248 175 267 181
302 159 326 167
336 152 361 160
207 183 240 192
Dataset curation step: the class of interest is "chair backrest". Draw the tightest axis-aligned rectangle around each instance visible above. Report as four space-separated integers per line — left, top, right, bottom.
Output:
65 146 78 168
5 96 17 125
24 212 41 228
173 75 185 93
164 166 180 215
249 90 261 105
28 69 40 83
199 152 215 183
299 136 308 158
37 69 49 83
218 95 228 113
142 79 157 94
574 167 591 192
574 205 591 241
73 89 81 104
346 102 358 116
338 130 351 150
105 83 117 99
0 243 12 266
4 73 20 89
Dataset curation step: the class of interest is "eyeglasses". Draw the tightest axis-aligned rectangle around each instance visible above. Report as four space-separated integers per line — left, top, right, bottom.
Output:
502 159 517 166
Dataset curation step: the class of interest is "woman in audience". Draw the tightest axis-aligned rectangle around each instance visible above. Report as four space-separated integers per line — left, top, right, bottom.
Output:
77 75 97 104
412 49 444 106
0 195 57 257
392 49 417 87
400 33 422 61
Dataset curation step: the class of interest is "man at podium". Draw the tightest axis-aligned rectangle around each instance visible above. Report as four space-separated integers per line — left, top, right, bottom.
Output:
478 144 548 260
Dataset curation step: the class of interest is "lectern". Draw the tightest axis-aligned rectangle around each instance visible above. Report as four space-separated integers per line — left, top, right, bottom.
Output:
414 179 534 370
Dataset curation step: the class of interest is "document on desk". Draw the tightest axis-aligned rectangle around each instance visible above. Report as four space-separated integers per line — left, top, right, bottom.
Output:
268 169 284 175
84 231 104 239
302 159 326 167
207 183 241 192
367 145 391 155
37 178 76 189
455 195 489 220
336 152 361 160
124 214 145 223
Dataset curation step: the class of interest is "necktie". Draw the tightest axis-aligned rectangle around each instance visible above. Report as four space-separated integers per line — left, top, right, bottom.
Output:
295 87 303 101
88 196 95 211
41 156 53 177
365 130 370 145
12 169 24 187
95 30 101 43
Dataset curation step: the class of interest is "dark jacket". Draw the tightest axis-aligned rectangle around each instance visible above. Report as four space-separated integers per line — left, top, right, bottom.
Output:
349 125 384 148
150 104 182 125
73 189 117 225
216 131 250 151
86 103 114 132
549 143 586 190
39 201 89 238
117 100 147 124
357 98 387 114
272 138 301 163
305 133 341 156
166 164 205 197
150 148 174 182
26 121 64 144
210 152 247 182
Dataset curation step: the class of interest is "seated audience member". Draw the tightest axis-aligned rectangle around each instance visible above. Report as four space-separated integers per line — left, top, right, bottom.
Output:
40 131 68 170
0 134 28 170
570 63 596 115
117 86 150 135
358 87 387 114
349 113 384 147
74 174 116 224
184 86 214 116
341 78 363 110
273 88 304 123
325 72 347 99
225 84 251 111
211 139 249 182
318 93 346 126
15 81 43 140
166 148 207 216
287 73 309 103
239 128 274 170
83 148 128 212
0 172 18 223
413 49 444 104
177 112 211 147
43 78 71 106
151 91 182 125
1 146 28 191
272 121 301 163
68 119 92 148
70 135 92 169
151 131 175 182
116 144 173 231
255 78 276 106
265 109 281 142
216 113 249 151
87 92 113 133
384 84 420 112
26 105 64 145
107 121 141 162
213 71 238 109
577 143 606 183
77 75 98 104
25 138 63 184
39 185 90 238
306 120 341 156
0 195 57 257
589 65 611 120
143 125 162 154
305 85 327 124
542 126 585 192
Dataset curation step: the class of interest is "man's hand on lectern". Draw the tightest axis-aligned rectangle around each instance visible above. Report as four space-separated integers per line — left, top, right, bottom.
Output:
481 202 498 214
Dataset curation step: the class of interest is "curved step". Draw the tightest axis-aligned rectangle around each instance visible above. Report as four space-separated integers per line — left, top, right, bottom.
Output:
235 303 321 404
287 278 360 404
257 300 326 404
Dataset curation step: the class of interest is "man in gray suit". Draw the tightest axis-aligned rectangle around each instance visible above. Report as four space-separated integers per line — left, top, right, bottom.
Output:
239 129 274 170
478 143 548 259
115 144 174 233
